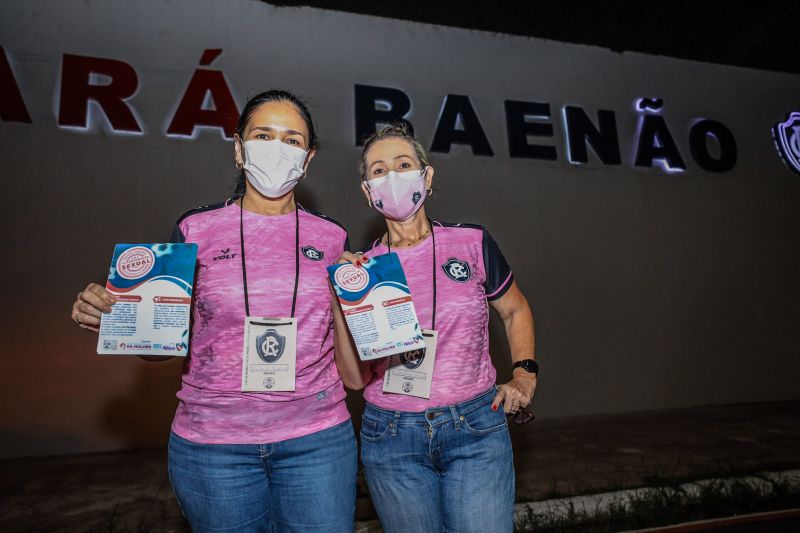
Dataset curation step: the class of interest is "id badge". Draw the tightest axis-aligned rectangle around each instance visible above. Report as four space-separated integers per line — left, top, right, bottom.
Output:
383 329 437 399
241 316 297 392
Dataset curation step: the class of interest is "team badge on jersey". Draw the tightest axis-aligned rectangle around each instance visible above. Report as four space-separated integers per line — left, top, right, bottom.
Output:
442 257 471 282
256 329 286 363
301 246 324 261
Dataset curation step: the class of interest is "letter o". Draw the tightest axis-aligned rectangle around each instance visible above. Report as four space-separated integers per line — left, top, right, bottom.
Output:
690 120 737 172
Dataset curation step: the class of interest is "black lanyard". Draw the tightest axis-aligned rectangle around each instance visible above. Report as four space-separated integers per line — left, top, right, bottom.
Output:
387 219 437 330
239 198 300 318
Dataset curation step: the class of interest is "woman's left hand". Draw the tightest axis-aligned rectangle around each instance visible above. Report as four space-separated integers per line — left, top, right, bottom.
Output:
492 371 537 414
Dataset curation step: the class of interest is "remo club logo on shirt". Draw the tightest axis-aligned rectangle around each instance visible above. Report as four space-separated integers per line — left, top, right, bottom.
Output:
442 257 471 282
301 246 324 261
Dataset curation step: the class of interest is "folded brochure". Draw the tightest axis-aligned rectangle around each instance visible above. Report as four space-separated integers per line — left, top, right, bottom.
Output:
97 243 198 356
328 253 425 361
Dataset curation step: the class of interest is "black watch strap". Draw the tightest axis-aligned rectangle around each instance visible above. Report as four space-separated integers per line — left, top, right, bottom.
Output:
512 359 539 375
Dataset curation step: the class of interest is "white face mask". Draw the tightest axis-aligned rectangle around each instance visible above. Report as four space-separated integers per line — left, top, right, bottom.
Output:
367 168 428 221
241 139 308 198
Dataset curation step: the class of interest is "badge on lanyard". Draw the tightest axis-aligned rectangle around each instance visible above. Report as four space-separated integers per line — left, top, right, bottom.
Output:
237 200 301 392
242 317 297 391
382 220 440 398
383 329 437 398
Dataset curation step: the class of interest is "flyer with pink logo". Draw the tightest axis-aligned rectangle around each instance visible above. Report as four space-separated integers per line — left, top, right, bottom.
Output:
97 243 198 356
328 253 424 361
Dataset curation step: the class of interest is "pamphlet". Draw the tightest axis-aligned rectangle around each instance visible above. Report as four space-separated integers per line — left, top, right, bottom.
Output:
328 253 424 361
97 243 198 356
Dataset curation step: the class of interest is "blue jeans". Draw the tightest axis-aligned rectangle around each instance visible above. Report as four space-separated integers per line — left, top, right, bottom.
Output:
168 420 357 532
360 388 515 533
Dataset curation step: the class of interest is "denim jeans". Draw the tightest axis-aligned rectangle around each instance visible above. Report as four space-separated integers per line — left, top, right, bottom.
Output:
168 420 357 532
360 388 515 533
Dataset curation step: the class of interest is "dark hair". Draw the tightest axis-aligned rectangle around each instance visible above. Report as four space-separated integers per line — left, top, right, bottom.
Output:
233 89 319 196
359 121 431 181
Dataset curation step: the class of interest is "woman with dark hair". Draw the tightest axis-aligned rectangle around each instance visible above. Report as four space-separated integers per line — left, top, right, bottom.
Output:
333 123 538 532
70 90 356 532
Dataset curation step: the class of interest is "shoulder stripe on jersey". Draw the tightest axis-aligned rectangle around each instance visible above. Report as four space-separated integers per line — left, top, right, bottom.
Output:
298 204 347 232
174 198 232 226
486 271 514 300
481 227 513 300
169 224 186 243
433 221 484 230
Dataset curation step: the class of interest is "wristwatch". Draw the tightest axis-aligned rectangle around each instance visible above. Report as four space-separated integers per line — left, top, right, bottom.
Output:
512 359 539 375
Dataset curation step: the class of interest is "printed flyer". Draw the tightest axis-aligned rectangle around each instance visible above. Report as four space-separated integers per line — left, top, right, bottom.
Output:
97 243 198 357
328 253 424 361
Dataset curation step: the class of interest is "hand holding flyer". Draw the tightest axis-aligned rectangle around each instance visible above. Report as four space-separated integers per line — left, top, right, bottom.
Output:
328 253 425 361
97 243 198 357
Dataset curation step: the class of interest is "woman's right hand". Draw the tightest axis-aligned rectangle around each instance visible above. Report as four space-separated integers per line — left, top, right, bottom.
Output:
71 283 117 332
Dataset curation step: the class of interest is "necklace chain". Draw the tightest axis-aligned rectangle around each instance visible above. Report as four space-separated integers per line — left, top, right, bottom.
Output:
384 225 431 247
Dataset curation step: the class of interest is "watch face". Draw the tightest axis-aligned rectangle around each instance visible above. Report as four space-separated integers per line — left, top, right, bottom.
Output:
516 360 539 374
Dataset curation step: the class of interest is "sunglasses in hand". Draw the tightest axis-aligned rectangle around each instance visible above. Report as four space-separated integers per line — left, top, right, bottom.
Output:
507 404 535 425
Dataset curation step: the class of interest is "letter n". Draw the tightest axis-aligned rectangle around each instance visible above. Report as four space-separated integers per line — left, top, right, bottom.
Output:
563 106 621 165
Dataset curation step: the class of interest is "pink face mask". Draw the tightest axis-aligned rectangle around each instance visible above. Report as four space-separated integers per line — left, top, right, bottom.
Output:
366 168 428 221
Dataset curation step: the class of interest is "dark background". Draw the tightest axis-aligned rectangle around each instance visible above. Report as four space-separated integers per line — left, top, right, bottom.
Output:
272 1 799 75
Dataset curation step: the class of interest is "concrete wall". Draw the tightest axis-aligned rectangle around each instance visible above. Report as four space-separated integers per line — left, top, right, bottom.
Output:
1 0 798 457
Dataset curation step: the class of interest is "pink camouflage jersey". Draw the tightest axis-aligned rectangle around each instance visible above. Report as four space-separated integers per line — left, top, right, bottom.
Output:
169 198 351 444
361 221 514 411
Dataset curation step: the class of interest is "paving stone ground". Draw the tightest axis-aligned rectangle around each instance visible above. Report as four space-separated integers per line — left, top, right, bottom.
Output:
2 400 798 532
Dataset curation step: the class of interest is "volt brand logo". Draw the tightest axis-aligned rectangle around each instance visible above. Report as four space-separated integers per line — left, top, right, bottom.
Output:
256 329 286 363
302 246 324 261
772 111 800 176
213 248 237 261
442 258 471 282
